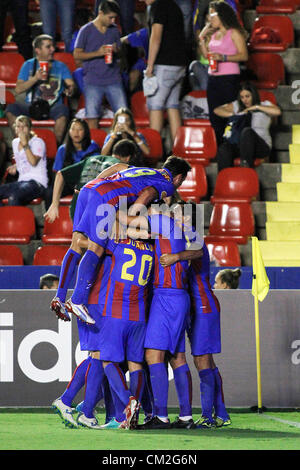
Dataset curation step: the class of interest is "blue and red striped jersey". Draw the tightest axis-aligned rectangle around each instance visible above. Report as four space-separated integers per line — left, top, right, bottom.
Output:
84 166 175 207
149 213 189 290
88 255 112 306
189 243 220 314
100 238 154 321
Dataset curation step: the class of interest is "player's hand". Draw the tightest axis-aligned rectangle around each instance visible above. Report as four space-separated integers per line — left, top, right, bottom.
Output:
44 204 59 223
160 253 179 267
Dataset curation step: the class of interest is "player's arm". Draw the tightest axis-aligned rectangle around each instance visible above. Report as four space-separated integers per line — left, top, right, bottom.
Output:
95 162 129 179
118 186 159 229
44 171 65 223
160 249 203 267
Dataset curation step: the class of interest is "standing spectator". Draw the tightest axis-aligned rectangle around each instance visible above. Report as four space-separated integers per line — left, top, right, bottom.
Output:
214 268 242 289
53 118 101 172
174 0 194 59
74 0 128 130
0 115 48 206
199 1 248 144
34 0 76 53
143 0 187 143
94 0 136 35
5 34 75 145
0 0 32 60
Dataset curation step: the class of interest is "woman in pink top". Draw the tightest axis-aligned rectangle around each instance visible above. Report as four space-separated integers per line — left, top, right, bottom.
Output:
199 1 248 144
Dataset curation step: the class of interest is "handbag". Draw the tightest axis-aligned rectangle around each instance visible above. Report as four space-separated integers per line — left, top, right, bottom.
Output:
142 73 158 97
223 112 252 145
29 59 50 120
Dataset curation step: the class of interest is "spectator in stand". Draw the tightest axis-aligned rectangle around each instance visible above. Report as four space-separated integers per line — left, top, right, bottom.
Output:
94 0 136 35
214 81 281 171
5 34 75 145
73 0 128 130
0 132 7 180
35 0 76 53
0 0 32 60
40 273 60 290
0 115 48 206
142 0 187 143
53 118 101 172
198 1 248 145
101 107 150 158
214 268 241 289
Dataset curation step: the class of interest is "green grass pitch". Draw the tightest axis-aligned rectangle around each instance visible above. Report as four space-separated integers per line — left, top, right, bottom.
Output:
1 408 300 451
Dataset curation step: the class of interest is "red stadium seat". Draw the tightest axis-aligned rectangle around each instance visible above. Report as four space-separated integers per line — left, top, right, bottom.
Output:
0 52 24 88
0 245 24 265
206 202 255 245
60 195 72 205
172 125 217 166
42 206 73 244
211 168 260 203
33 128 57 159
33 245 69 265
249 15 294 52
0 206 35 244
177 163 208 202
89 128 107 149
130 91 150 127
53 52 77 73
246 53 285 89
204 239 241 266
182 90 211 127
136 128 163 165
256 0 296 14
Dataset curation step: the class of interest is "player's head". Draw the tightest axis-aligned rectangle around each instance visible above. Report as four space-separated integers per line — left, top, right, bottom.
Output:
214 268 242 289
39 274 59 290
162 156 191 189
112 138 140 165
98 0 120 25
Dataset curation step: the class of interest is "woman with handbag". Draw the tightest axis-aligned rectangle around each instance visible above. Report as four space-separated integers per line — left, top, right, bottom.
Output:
214 82 281 172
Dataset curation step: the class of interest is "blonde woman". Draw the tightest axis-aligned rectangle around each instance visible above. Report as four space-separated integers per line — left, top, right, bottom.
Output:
0 115 48 205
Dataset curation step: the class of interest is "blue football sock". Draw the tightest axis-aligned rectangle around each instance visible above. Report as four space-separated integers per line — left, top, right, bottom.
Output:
104 363 131 409
140 369 154 416
130 369 145 402
82 358 104 418
213 367 230 421
61 356 91 407
102 375 117 422
71 250 101 305
56 249 81 302
149 362 169 418
173 364 193 417
110 386 127 423
199 368 215 421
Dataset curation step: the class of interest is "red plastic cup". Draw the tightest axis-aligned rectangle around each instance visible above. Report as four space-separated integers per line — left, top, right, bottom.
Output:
105 44 113 64
207 53 218 73
39 60 49 80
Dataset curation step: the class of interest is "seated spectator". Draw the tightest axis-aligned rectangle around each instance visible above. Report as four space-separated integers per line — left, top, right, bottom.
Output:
73 1 128 129
214 82 281 171
101 107 150 157
37 0 76 53
5 34 76 145
0 115 48 206
0 0 32 60
40 273 59 289
214 268 241 289
53 118 101 172
0 131 7 180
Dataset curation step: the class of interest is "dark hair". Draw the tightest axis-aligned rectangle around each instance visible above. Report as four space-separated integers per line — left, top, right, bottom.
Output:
209 1 247 38
39 273 59 289
237 81 261 111
64 118 91 167
218 268 241 289
98 0 120 15
162 155 191 179
112 107 136 133
75 8 94 28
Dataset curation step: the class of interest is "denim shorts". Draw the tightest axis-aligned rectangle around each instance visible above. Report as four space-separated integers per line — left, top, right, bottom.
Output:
84 81 128 119
6 101 69 120
146 64 186 111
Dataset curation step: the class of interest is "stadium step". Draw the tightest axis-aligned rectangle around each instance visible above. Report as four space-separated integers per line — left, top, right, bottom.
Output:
281 163 300 182
259 240 300 267
292 124 300 144
265 201 300 221
276 182 300 201
288 144 300 164
266 221 300 240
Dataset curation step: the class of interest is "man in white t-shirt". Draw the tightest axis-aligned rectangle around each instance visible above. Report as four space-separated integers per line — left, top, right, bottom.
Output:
0 115 48 205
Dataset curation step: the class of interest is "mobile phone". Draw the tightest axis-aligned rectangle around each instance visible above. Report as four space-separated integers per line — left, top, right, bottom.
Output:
118 116 126 124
